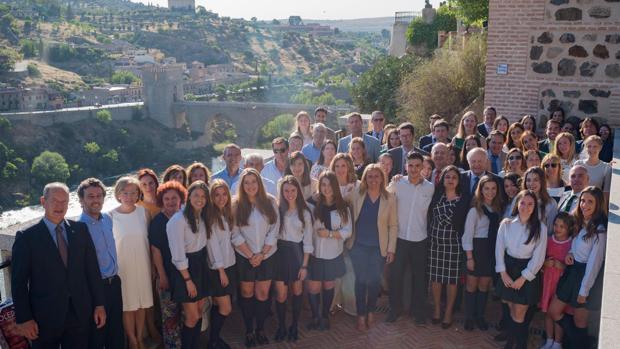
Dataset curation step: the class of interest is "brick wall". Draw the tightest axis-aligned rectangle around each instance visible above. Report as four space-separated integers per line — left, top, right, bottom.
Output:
484 0 620 127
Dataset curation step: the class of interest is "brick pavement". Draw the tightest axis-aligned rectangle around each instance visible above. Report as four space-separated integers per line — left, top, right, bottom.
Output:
217 294 547 349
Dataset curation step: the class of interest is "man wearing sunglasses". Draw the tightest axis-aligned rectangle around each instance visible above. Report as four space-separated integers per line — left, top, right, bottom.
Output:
261 137 289 185
366 111 386 144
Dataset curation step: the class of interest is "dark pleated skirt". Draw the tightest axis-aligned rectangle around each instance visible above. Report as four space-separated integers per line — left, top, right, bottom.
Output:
275 240 304 284
308 253 346 281
206 265 237 297
495 254 540 306
236 252 276 282
467 238 495 277
171 247 209 303
555 261 604 311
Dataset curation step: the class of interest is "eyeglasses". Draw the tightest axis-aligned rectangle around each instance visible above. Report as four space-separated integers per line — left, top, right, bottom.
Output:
508 156 523 161
273 148 287 154
544 163 559 169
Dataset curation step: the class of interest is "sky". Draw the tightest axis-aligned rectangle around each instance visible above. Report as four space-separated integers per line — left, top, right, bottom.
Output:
131 0 441 20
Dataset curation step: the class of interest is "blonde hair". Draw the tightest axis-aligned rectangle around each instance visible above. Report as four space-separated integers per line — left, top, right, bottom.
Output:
456 111 478 138
541 153 563 185
358 164 388 198
553 132 577 161
114 176 141 203
330 153 357 184
294 111 312 136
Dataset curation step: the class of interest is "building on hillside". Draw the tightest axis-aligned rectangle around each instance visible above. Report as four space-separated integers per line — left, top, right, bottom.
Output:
168 0 195 11
0 88 22 112
77 84 143 106
0 87 61 112
484 0 620 126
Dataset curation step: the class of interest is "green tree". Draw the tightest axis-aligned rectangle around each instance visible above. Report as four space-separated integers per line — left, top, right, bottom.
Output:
448 0 489 25
0 48 20 74
406 5 457 49
110 70 140 84
27 63 41 78
20 39 38 58
257 113 295 147
31 151 70 187
84 142 100 154
350 55 422 119
96 109 112 123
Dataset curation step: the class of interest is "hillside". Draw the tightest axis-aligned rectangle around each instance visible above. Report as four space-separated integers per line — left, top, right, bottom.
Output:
302 17 394 33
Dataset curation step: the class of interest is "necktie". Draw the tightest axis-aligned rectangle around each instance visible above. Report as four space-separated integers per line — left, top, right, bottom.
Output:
471 176 480 193
562 194 577 213
491 155 499 174
434 170 441 185
55 224 68 267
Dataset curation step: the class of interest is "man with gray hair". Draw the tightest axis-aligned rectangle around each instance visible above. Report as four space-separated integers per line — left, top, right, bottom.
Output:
302 122 327 164
558 165 590 213
212 143 243 188
12 182 105 348
430 142 449 185
460 147 502 203
232 153 278 197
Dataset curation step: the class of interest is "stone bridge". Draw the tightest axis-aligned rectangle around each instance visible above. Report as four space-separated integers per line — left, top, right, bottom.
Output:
141 64 352 147
171 101 350 147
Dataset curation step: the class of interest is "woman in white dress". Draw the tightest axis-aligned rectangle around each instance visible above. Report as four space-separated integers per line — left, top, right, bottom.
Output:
109 176 154 349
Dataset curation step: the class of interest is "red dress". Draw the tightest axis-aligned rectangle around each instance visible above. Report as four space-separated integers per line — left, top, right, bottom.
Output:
539 235 572 312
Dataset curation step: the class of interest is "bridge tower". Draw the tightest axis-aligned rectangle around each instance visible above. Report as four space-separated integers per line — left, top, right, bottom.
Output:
141 64 186 128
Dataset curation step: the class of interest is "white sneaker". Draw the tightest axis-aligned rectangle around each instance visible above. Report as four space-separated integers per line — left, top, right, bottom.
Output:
550 342 563 349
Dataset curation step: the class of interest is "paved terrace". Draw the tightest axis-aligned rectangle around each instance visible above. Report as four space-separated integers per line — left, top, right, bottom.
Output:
1 132 619 348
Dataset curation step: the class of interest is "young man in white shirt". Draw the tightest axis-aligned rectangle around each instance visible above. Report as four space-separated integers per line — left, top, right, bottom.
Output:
385 151 435 324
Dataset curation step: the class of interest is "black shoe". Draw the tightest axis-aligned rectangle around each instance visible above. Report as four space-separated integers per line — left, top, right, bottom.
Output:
217 338 232 349
414 318 426 326
319 317 330 331
441 321 453 330
431 317 441 325
274 327 287 342
385 311 400 323
244 333 256 348
494 331 508 342
255 331 269 345
306 317 320 330
475 317 488 331
464 319 475 331
287 325 299 342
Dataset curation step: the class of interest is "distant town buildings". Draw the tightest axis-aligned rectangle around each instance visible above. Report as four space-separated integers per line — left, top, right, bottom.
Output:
257 16 335 37
76 84 143 107
168 0 195 11
0 87 63 112
184 62 251 95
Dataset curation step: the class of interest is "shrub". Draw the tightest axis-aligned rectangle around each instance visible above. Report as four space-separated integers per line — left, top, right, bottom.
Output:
257 113 295 148
96 109 112 123
110 70 140 84
31 151 70 187
406 6 457 49
27 63 41 78
398 33 487 131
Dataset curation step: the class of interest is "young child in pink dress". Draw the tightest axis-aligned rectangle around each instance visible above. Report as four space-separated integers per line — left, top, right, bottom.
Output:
539 212 575 349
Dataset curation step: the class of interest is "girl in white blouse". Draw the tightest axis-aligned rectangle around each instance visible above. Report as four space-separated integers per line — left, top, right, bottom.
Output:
281 151 318 200
495 190 547 349
548 186 607 349
166 180 210 349
231 168 280 347
523 167 558 231
462 176 504 332
307 171 352 331
205 179 236 349
330 153 359 200
273 176 314 342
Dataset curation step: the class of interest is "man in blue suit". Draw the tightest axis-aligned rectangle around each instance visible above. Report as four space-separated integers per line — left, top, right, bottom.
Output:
388 122 429 177
418 114 443 150
477 107 497 138
337 112 381 162
12 182 105 349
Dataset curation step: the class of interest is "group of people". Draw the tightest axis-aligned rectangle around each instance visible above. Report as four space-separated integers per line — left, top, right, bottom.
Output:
10 106 612 349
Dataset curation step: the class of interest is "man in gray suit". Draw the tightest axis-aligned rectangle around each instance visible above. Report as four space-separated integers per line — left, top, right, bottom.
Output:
487 130 507 175
337 112 381 162
388 122 428 177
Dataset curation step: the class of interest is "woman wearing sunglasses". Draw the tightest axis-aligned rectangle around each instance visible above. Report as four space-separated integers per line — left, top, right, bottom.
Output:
499 148 526 178
542 154 566 203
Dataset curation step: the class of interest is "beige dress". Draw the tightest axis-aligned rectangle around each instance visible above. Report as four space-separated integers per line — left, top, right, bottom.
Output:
110 205 154 311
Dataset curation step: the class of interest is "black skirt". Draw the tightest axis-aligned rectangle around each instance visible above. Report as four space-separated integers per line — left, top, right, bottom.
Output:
308 254 346 281
555 261 604 311
495 254 540 306
236 252 276 282
207 265 237 297
275 240 304 284
171 248 209 303
467 238 495 277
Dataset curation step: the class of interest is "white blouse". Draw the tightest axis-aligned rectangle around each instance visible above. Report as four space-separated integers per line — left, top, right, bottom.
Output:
540 199 558 233
279 209 314 254
231 199 280 259
207 220 236 270
571 226 607 297
462 206 494 251
495 217 548 281
312 208 352 260
166 210 208 271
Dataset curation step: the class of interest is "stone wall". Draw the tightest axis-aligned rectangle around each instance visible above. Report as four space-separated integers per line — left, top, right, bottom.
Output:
0 103 140 127
484 0 620 126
